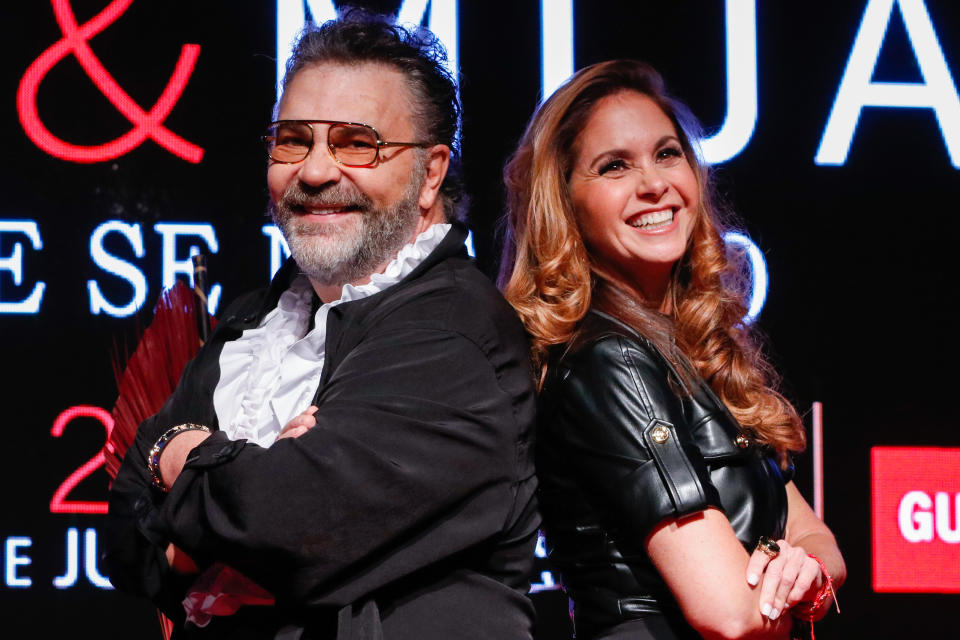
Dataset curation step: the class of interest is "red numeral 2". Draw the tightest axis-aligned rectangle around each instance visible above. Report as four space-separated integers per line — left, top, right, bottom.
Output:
50 406 114 514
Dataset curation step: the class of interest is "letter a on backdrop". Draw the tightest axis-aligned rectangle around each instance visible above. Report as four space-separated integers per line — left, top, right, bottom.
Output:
816 0 960 167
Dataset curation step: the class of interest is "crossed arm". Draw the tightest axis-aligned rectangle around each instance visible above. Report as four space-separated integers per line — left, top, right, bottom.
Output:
107 324 532 609
554 336 846 640
647 482 845 640
159 408 318 573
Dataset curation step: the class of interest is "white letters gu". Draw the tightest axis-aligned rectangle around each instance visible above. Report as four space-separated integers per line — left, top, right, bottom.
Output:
898 490 960 543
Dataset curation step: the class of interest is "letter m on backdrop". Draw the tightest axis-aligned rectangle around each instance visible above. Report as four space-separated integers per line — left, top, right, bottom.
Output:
275 0 459 99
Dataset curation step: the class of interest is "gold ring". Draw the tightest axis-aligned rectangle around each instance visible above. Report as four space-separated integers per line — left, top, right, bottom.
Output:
756 536 780 558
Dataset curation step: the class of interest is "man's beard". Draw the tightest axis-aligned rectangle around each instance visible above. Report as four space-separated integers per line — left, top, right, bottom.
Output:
270 166 425 287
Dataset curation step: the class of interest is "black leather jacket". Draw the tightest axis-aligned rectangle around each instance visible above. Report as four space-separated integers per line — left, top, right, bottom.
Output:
537 311 790 639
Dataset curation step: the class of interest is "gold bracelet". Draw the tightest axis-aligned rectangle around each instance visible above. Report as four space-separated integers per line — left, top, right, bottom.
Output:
147 423 211 492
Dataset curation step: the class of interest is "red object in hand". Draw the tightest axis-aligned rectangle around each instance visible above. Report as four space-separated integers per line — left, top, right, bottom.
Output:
106 281 215 479
183 564 275 628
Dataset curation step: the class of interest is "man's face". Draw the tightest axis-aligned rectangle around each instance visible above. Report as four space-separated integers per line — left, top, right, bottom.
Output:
268 62 426 287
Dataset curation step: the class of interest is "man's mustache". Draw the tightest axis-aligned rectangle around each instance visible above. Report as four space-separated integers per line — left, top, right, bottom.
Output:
279 182 373 212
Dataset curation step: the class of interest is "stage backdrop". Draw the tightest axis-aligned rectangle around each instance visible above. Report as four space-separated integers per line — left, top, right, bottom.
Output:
2 1 958 637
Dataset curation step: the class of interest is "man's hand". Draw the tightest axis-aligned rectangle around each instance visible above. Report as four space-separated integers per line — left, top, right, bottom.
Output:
165 543 199 574
276 406 319 441
158 429 212 490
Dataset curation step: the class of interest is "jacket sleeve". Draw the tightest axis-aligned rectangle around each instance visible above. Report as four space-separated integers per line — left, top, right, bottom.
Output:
102 293 256 620
156 324 527 607
104 359 220 620
547 335 723 542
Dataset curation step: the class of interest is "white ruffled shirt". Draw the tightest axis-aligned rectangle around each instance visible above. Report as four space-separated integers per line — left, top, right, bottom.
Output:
213 223 451 447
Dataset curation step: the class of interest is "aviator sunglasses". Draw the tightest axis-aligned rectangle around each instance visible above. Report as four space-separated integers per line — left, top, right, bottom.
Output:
263 119 434 167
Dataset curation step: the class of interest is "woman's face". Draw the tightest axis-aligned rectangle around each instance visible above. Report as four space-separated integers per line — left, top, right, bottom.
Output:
568 91 699 302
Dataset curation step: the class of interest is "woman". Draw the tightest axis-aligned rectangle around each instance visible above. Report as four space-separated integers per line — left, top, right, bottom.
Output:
500 60 845 639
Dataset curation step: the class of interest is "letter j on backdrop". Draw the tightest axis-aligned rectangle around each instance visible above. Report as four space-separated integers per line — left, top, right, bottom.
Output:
871 446 960 592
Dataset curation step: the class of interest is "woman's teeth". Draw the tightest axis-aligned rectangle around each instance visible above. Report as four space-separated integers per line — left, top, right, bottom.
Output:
630 209 674 229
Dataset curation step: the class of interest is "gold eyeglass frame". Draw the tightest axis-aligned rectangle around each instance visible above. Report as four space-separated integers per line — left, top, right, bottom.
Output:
263 119 434 167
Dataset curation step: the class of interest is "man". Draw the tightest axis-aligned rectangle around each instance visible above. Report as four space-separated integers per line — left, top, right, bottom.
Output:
105 16 538 640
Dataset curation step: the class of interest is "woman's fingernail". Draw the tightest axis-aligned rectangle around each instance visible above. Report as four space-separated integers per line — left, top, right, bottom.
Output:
761 603 771 616
747 573 759 586
769 608 780 620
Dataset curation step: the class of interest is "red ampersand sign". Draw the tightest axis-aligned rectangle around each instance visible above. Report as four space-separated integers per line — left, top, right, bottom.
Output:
17 0 204 164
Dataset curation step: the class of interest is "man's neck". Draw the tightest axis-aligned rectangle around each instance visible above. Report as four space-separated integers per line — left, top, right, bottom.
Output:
310 280 359 305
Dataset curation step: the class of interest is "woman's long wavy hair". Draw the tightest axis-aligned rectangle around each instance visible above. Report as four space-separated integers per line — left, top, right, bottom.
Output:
499 60 804 463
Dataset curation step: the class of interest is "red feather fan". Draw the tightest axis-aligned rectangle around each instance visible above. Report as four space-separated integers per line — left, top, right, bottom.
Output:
104 280 213 478
104 279 214 640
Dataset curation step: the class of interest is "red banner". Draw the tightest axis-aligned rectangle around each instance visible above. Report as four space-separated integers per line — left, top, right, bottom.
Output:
872 447 960 592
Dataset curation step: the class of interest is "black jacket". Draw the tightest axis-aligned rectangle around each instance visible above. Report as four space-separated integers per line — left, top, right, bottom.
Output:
537 310 790 639
105 223 539 640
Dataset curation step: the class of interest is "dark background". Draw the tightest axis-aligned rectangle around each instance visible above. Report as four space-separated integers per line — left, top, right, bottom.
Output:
1 0 958 637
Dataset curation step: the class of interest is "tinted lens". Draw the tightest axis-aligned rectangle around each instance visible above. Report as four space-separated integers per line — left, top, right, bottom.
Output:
266 122 312 162
328 123 379 166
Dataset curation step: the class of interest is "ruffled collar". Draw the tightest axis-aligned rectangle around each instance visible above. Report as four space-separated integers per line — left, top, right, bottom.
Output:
331 222 451 305
214 223 451 446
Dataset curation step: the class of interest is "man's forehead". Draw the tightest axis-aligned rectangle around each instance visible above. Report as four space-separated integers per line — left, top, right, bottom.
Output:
276 62 414 133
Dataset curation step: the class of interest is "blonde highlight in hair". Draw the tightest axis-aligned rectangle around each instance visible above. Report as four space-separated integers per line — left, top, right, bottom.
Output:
500 60 804 463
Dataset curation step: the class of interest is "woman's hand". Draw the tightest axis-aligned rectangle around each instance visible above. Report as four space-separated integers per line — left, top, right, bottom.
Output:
746 538 823 621
276 406 319 441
